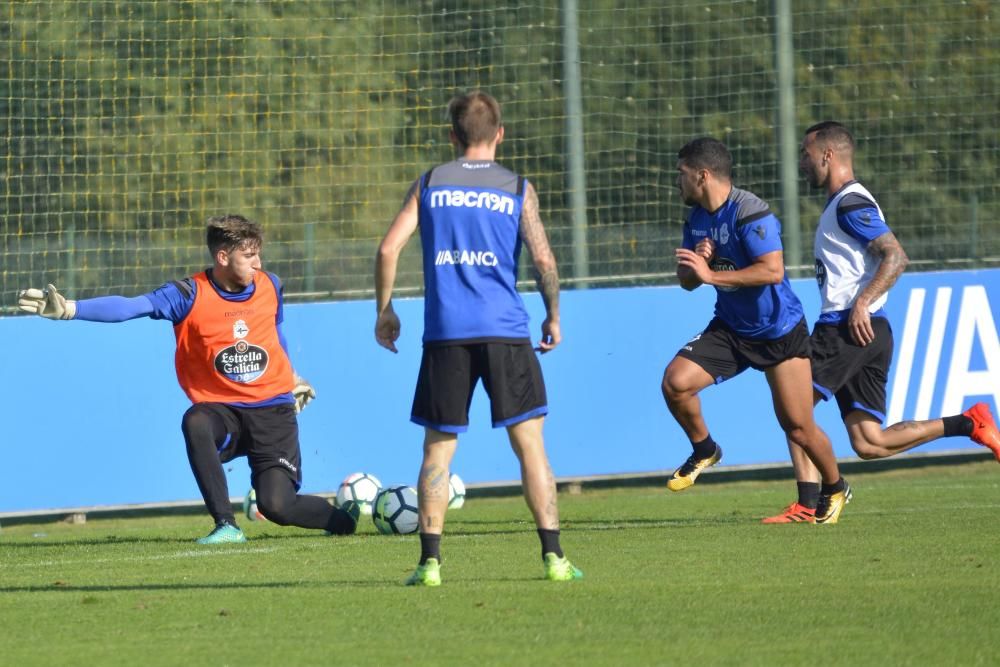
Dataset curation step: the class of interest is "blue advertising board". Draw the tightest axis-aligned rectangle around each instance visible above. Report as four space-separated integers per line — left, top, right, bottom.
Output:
2 268 997 513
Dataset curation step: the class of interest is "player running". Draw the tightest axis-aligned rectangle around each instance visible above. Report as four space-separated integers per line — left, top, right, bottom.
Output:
17 214 360 543
762 122 1000 523
663 137 852 524
374 90 582 585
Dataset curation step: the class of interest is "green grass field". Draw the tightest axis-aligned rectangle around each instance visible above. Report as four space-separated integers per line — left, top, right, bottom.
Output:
2 461 999 666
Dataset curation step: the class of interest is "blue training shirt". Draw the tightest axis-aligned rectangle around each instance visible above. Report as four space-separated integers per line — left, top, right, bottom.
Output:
418 159 531 343
682 187 804 339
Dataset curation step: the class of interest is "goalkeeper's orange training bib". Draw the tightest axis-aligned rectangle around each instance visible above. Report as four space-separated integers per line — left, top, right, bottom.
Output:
174 271 294 404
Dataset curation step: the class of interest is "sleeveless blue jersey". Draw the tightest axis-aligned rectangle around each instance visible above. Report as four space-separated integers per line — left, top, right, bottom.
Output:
682 187 804 340
418 159 530 343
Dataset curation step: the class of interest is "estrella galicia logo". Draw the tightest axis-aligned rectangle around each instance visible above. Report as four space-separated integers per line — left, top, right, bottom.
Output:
815 259 827 288
710 257 738 292
215 339 269 383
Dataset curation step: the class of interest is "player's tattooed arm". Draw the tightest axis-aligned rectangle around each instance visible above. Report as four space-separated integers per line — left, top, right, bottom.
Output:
856 231 909 310
848 231 908 346
520 182 562 351
520 183 559 311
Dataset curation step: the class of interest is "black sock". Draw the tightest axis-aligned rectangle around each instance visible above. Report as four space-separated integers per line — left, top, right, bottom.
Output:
821 477 846 495
796 481 821 510
692 435 717 460
943 414 974 438
538 528 563 559
419 533 441 565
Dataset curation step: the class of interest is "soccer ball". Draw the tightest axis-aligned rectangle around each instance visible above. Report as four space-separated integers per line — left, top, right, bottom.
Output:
448 473 466 509
372 485 419 535
336 472 382 515
243 487 267 522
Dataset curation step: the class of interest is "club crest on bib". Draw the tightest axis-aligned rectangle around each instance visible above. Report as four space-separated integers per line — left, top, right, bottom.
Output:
215 339 269 383
233 319 249 339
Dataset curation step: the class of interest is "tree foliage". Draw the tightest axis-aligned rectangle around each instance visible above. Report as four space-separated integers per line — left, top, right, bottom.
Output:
1 0 996 300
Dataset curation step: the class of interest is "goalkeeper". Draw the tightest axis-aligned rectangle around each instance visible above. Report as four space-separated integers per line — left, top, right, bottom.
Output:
17 214 359 544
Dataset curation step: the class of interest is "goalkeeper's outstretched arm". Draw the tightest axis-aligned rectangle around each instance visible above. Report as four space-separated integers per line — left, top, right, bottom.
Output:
18 284 155 322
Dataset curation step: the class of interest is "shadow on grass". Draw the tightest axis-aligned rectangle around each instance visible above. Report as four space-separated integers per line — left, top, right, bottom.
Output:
0 515 753 548
0 580 393 593
0 531 374 549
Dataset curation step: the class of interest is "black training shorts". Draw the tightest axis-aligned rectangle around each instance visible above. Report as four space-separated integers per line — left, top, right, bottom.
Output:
199 402 303 489
811 317 893 420
411 341 548 433
676 317 811 384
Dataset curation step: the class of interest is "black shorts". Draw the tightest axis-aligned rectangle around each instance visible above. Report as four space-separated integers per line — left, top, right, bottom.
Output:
411 341 548 433
195 402 303 489
811 317 893 420
676 317 811 384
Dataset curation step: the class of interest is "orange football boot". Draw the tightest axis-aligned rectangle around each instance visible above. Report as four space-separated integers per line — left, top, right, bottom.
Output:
964 402 1000 462
761 502 815 524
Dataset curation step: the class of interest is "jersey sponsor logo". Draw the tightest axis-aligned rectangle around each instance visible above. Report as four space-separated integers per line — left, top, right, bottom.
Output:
754 224 767 240
429 189 515 215
214 339 269 383
461 161 492 170
815 259 827 288
233 319 249 339
434 249 500 267
279 457 298 473
710 258 738 292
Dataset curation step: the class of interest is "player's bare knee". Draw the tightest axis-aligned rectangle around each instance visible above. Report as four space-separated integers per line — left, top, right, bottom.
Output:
661 372 691 404
784 426 811 450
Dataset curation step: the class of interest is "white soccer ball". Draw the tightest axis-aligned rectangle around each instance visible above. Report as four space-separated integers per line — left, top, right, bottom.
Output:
448 473 466 509
243 487 267 522
372 485 419 535
336 472 382 516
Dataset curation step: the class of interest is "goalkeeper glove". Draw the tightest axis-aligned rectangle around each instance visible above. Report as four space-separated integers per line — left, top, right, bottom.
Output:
17 284 77 320
292 374 316 413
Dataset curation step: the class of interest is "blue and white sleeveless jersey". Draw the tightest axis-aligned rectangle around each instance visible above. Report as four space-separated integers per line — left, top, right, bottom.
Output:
814 180 891 324
682 187 804 340
418 159 530 343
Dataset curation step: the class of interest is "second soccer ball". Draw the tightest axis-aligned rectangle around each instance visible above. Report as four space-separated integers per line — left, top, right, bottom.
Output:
336 472 382 516
372 485 419 535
